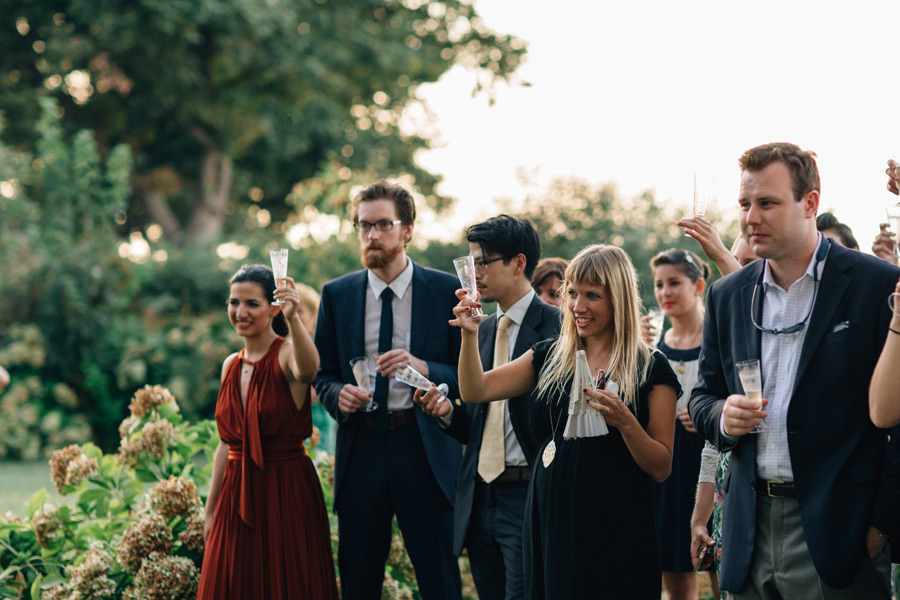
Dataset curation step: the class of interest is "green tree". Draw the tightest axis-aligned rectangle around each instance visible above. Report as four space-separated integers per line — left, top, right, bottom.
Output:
511 177 739 307
1 0 526 244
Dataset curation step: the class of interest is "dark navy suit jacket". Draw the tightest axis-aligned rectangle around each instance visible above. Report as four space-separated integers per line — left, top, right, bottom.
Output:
689 242 900 591
314 262 463 509
443 295 560 555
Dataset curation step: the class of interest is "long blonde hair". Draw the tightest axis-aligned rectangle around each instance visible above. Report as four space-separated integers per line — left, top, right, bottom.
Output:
536 245 652 408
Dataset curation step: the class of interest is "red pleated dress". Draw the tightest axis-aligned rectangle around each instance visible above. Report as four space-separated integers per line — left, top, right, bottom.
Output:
197 337 338 599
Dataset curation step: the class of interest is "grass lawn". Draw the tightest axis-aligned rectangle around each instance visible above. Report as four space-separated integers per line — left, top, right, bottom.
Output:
0 460 68 516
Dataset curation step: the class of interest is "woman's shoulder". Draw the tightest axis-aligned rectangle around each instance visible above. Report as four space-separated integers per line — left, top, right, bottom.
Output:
530 337 557 369
644 349 682 396
221 352 240 381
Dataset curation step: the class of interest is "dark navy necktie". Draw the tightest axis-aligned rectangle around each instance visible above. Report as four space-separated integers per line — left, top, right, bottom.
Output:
373 287 393 432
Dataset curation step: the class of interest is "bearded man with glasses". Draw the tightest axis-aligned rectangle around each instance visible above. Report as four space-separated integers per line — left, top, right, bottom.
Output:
314 180 463 600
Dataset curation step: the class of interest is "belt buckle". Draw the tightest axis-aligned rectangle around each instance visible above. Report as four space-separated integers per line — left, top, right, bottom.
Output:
766 480 784 498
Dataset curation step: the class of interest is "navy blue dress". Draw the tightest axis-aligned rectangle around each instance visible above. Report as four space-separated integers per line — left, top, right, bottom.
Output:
651 336 708 573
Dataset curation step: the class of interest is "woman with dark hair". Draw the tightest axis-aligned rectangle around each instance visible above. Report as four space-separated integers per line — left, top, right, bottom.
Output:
197 264 338 600
532 257 568 307
648 248 713 600
439 244 679 599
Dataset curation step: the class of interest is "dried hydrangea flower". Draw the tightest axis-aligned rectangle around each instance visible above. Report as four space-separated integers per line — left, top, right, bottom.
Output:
49 444 82 492
118 436 145 469
32 503 63 547
179 511 205 554
123 552 200 600
148 476 200 520
141 419 176 460
129 385 177 419
116 513 173 572
66 543 117 600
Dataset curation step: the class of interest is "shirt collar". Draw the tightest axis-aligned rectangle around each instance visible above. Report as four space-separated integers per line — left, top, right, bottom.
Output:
367 258 414 300
497 288 535 326
762 233 825 291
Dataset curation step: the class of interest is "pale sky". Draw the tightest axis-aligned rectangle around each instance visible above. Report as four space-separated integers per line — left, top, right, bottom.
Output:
411 0 900 253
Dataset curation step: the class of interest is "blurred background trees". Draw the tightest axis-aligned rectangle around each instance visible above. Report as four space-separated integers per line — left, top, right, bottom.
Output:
0 0 738 460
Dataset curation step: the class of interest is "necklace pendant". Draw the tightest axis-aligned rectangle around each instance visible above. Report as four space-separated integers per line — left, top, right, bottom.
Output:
678 361 686 374
542 439 557 468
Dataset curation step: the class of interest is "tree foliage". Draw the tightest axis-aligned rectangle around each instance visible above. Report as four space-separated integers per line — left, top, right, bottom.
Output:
1 0 527 243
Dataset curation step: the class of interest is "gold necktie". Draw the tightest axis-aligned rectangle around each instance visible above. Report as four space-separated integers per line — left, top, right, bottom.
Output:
478 315 513 483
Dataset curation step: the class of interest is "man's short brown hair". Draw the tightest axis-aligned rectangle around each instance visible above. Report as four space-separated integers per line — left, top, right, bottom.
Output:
738 142 820 202
351 180 417 225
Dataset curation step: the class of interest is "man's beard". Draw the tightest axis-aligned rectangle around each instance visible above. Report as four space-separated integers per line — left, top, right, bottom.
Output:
361 242 403 270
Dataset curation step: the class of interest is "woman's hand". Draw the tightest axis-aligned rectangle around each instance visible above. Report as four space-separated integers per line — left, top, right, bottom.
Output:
585 387 637 432
204 510 215 541
448 288 483 333
272 276 301 320
639 315 655 345
691 523 715 570
887 159 899 196
678 407 696 433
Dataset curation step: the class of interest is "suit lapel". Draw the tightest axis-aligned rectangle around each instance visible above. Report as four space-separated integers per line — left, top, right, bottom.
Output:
410 262 427 358
350 271 369 358
514 297 543 356
792 251 850 397
740 264 763 363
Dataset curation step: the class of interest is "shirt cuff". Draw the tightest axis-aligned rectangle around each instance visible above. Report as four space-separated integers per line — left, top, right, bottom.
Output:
436 401 454 429
719 410 738 442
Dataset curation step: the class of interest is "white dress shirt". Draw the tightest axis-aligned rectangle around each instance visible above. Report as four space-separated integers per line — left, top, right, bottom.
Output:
366 259 415 411
756 235 826 481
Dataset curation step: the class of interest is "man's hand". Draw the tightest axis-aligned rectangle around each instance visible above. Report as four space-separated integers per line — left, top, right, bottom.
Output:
867 526 888 559
339 384 372 414
872 224 898 265
887 159 899 196
375 349 428 380
413 387 451 418
678 407 697 433
722 394 767 437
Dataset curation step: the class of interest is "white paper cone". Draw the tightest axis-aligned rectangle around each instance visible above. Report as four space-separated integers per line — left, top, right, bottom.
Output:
564 350 609 439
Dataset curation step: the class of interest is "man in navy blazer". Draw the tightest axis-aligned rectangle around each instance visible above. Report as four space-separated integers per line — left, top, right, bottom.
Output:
689 143 900 599
314 180 462 600
416 215 560 600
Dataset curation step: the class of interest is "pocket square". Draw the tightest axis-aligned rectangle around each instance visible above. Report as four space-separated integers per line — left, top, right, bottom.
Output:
831 321 850 332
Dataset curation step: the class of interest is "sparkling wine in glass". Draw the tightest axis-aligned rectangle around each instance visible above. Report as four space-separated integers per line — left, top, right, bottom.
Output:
886 207 900 258
350 356 377 413
647 309 665 347
736 359 766 433
269 249 289 305
395 364 449 403
452 255 485 322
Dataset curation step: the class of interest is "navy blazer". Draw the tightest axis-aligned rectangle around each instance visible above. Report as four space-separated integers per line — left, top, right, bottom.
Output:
443 295 560 555
314 262 463 509
688 242 900 591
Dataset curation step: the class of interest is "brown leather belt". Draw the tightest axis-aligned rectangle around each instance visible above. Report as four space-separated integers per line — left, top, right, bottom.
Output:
365 408 416 430
489 465 531 484
757 478 796 498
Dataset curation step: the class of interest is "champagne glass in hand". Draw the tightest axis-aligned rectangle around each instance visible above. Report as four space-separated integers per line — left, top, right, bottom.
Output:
350 356 377 412
452 256 485 322
736 359 766 433
270 249 289 305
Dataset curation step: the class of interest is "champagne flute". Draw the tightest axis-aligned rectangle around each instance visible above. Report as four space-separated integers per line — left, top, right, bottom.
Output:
395 364 449 403
886 207 900 258
647 308 665 347
452 256 485 321
736 359 766 433
350 356 377 412
270 249 289 305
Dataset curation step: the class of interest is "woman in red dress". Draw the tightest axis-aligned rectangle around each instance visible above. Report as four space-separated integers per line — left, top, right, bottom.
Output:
197 264 338 600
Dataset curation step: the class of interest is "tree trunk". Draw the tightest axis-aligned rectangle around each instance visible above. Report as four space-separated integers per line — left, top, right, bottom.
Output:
186 149 233 243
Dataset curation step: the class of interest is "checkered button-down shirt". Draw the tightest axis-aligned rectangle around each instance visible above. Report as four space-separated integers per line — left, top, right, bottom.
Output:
756 236 825 481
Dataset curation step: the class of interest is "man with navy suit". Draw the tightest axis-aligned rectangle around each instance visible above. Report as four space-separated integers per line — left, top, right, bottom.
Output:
689 143 900 599
415 215 560 600
314 180 462 600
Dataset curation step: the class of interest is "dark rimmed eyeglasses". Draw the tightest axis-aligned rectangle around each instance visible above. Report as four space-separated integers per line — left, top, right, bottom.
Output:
473 256 505 273
750 239 830 335
354 219 403 233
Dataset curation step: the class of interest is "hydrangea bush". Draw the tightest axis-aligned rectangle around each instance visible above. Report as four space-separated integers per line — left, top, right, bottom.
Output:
0 384 474 599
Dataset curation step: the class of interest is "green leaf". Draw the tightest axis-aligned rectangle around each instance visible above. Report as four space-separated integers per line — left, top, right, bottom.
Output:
133 467 158 483
26 489 50 518
30 574 42 600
